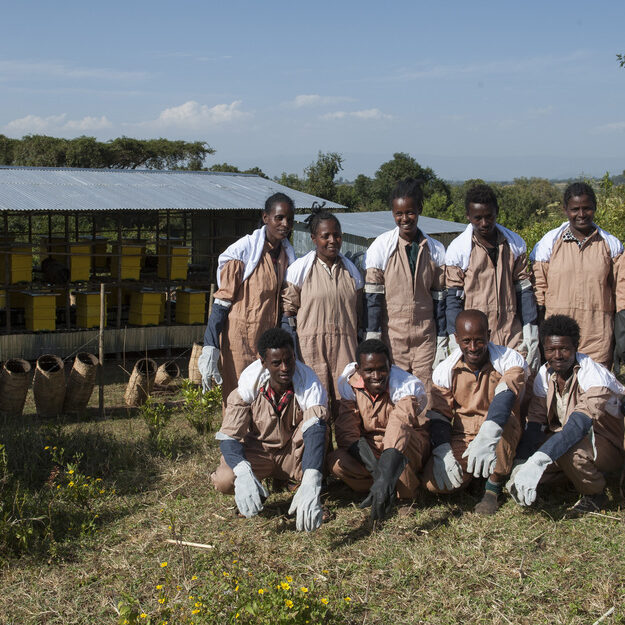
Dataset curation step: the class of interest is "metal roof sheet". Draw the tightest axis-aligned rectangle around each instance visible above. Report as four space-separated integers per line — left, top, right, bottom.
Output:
0 167 346 212
294 210 466 238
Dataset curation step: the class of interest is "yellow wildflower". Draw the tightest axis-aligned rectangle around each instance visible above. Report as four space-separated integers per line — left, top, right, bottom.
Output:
44 446 50 450
280 582 290 590
160 562 168 568
300 587 309 593
344 597 352 602
233 559 238 564
68 481 75 487
192 609 200 615
156 584 163 590
285 599 294 608
68 469 74 475
321 598 329 605
140 614 147 619
322 569 329 574
258 588 265 595
285 575 293 582
158 598 166 604
235 585 239 592
191 575 198 581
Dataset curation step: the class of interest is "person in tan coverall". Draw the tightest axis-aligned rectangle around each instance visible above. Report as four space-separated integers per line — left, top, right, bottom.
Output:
422 309 528 515
211 328 329 531
199 193 295 406
509 314 625 515
281 209 363 418
363 178 447 384
530 182 625 368
445 184 539 371
328 339 430 520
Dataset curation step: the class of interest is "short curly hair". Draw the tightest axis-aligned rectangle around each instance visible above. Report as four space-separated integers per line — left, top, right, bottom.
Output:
465 184 499 214
563 182 596 209
389 177 424 210
539 315 580 350
356 339 391 367
257 327 294 359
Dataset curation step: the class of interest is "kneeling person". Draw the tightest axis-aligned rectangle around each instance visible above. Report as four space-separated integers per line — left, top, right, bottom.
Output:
328 339 430 520
509 315 625 514
423 309 528 515
211 328 329 531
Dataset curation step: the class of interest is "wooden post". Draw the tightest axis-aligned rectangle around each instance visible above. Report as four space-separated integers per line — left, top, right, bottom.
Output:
98 282 105 419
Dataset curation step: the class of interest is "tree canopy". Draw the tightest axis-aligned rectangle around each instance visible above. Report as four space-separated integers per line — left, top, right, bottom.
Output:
0 135 215 170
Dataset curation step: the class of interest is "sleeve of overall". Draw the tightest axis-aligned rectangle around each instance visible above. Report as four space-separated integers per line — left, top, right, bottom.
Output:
382 395 424 454
445 264 465 335
334 399 363 449
513 253 538 325
428 409 453 448
217 389 253 441
203 260 243 348
431 383 455 421
281 281 301 318
614 253 625 362
538 411 592 461
364 267 385 334
301 411 328 472
531 260 548 308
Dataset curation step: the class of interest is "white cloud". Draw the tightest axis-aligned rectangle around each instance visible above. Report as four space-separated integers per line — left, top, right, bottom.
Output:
0 59 148 81
289 94 354 108
4 113 112 133
147 100 252 128
591 121 625 134
321 108 392 121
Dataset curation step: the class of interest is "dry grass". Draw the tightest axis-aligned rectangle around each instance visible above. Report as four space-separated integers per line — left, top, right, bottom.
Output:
1 381 624 624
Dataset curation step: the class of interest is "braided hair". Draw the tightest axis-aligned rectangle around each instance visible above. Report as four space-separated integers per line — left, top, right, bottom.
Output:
304 201 341 235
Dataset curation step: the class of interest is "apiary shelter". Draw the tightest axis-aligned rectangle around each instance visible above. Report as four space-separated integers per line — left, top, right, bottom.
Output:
0 166 344 359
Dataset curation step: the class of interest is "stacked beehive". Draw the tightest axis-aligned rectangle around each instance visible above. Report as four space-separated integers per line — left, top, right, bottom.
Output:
129 289 163 326
176 289 206 324
75 291 105 328
157 239 190 280
24 292 57 331
110 241 143 280
0 243 33 283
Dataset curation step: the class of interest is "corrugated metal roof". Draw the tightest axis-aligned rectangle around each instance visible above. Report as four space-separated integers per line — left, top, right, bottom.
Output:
0 167 346 212
295 210 466 237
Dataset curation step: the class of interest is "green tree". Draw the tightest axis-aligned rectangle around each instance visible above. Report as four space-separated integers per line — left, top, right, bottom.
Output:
242 166 268 179
274 172 306 192
303 151 344 200
208 162 241 173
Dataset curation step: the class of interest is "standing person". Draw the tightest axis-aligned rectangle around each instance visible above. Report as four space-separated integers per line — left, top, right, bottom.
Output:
328 339 430 520
199 193 296 405
530 182 625 368
445 184 539 371
509 315 625 514
422 310 528 515
211 328 328 531
363 178 447 383
281 209 363 417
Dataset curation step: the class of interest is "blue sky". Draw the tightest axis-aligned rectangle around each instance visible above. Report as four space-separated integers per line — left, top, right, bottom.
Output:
1 0 624 180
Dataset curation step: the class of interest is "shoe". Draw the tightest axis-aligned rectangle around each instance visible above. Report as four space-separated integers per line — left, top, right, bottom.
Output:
474 490 499 516
567 492 608 516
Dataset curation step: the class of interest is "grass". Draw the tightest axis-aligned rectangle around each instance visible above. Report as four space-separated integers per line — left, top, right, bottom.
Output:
1 373 625 624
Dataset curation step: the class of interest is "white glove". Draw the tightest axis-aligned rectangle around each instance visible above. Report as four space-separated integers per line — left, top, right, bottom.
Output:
198 345 222 390
431 443 464 491
518 324 540 372
508 451 552 506
365 331 382 341
288 469 323 531
433 336 449 369
448 334 459 353
233 461 269 518
462 420 503 478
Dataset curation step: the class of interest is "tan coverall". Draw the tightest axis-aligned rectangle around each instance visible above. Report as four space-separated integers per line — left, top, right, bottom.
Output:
422 359 526 492
282 257 361 415
211 388 328 492
214 240 288 404
366 236 444 384
526 366 624 495
446 230 529 348
327 372 430 499
532 230 624 367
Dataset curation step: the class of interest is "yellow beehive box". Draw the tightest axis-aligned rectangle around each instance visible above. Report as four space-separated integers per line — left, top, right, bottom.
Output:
129 290 162 326
75 291 106 328
111 241 143 280
176 289 206 324
24 292 57 331
157 241 190 280
68 243 91 282
0 243 33 284
81 237 108 271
